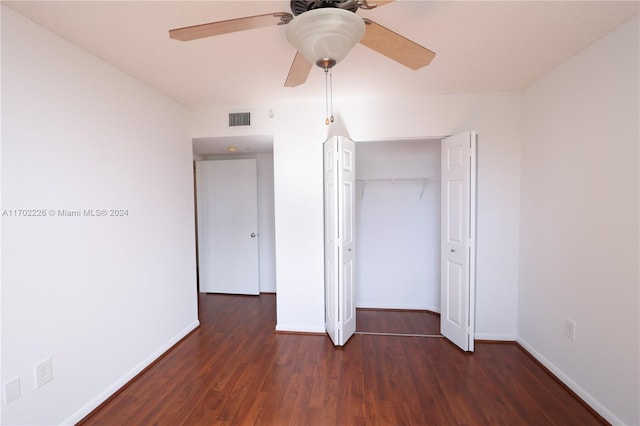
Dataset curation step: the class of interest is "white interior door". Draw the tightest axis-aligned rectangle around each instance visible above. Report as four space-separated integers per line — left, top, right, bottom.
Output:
324 136 356 346
196 159 259 295
324 141 338 344
440 131 476 351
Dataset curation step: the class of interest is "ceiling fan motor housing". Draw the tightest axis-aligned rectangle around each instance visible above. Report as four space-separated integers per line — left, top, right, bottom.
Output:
290 0 359 16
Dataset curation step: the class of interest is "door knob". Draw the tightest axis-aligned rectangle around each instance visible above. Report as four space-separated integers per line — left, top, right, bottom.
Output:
250 233 256 238
450 249 455 252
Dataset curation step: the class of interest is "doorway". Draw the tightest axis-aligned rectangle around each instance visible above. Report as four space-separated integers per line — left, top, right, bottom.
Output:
324 132 477 350
354 138 442 336
192 135 277 295
196 159 260 294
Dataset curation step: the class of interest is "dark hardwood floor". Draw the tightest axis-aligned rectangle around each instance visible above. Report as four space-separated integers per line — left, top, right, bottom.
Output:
79 293 606 425
357 308 441 336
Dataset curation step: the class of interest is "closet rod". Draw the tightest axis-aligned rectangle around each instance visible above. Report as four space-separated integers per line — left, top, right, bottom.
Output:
356 177 437 184
356 177 437 200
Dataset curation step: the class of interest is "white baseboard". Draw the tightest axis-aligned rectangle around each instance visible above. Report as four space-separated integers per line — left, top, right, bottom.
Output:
275 323 326 334
474 332 517 341
62 320 200 425
517 337 623 426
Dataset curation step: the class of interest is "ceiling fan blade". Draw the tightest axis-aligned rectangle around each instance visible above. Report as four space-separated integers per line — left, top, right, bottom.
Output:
360 18 435 70
169 13 292 41
284 51 313 87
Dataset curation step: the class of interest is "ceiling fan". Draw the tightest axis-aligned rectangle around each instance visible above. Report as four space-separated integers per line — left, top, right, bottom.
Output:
169 0 436 87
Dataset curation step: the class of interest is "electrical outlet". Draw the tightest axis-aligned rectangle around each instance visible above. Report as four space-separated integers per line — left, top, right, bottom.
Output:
3 376 21 404
564 318 576 341
35 358 53 388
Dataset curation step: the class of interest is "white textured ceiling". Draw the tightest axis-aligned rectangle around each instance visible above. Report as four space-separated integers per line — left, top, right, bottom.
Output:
3 0 639 111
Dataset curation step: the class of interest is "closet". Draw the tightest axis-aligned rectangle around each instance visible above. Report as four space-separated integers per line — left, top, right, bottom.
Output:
326 132 476 349
355 139 442 313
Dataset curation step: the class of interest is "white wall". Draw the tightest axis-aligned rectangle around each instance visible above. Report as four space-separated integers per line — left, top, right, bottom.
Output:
201 153 276 293
191 91 523 340
519 15 639 426
273 104 331 332
355 140 441 311
1 6 199 425
256 152 277 293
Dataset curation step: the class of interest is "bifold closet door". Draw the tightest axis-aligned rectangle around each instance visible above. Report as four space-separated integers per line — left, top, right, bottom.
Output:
324 136 356 346
440 131 477 351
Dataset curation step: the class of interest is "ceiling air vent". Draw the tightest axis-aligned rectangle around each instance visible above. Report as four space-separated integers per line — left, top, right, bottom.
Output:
229 112 251 127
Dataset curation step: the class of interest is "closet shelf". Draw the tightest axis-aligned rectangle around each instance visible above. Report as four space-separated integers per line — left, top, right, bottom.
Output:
356 177 438 200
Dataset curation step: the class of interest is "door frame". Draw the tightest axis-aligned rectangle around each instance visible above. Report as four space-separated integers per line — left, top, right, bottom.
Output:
326 134 477 350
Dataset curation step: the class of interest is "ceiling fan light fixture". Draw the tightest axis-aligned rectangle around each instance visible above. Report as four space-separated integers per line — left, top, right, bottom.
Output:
286 8 365 69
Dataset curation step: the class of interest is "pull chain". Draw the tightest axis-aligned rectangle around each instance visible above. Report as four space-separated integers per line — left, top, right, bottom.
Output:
325 67 330 125
324 67 335 125
329 69 334 124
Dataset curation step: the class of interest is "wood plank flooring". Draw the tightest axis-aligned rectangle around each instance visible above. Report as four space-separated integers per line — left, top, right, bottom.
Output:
79 294 606 425
357 308 441 336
